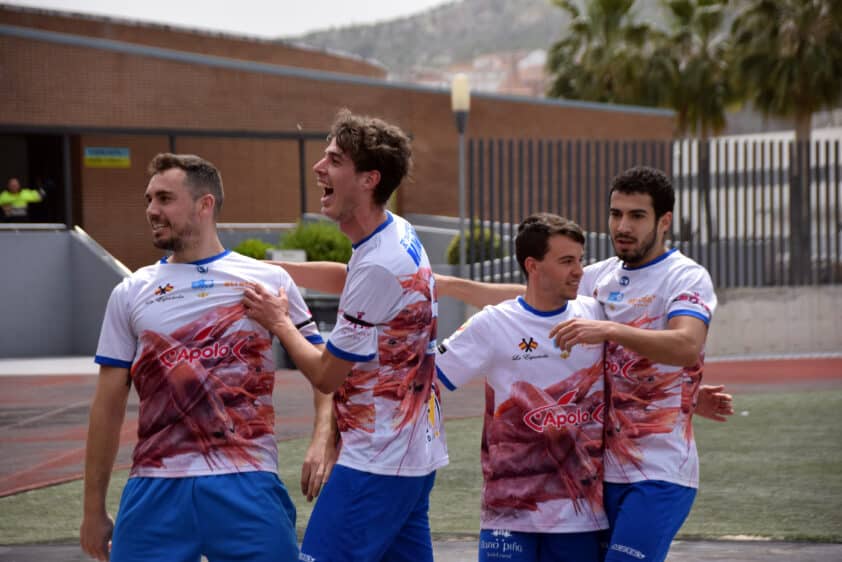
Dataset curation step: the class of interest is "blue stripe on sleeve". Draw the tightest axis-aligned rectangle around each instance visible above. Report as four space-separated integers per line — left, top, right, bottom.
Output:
305 334 326 345
436 366 457 391
94 355 132 369
667 309 710 325
326 340 375 363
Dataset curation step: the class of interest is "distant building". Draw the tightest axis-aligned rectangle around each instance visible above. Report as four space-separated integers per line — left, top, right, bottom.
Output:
1 5 674 270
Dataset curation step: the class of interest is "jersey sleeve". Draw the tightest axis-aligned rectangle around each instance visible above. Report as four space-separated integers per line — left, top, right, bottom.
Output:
665 265 717 325
326 263 402 363
279 270 324 345
94 280 136 369
434 307 494 391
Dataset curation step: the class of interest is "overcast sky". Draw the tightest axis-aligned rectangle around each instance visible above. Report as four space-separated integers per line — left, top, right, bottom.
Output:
4 0 456 37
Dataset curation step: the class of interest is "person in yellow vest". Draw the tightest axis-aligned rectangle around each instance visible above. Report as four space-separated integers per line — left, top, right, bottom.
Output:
0 177 44 220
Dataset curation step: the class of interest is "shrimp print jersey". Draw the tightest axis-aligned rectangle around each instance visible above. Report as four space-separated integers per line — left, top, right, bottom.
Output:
580 249 716 488
95 250 323 478
327 213 448 477
436 296 608 534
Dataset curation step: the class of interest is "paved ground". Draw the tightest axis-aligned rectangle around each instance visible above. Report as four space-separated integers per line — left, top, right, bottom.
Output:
2 538 842 562
1 354 841 561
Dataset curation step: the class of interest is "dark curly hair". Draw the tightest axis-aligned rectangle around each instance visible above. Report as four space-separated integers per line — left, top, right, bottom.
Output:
609 166 674 219
328 109 412 206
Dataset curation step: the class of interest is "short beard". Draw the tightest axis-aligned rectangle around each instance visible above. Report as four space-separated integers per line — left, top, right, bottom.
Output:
614 228 658 266
152 237 179 252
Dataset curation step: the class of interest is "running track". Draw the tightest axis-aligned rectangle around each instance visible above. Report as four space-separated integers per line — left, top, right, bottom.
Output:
0 357 840 497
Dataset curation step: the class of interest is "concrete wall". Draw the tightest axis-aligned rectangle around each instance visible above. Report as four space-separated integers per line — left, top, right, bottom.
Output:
2 227 839 358
706 285 842 357
0 227 127 358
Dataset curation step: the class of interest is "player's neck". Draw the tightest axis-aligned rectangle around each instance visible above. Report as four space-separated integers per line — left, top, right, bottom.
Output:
340 207 389 245
524 287 568 313
168 235 225 264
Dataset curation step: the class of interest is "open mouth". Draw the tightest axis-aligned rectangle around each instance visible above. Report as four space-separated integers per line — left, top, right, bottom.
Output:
320 183 334 206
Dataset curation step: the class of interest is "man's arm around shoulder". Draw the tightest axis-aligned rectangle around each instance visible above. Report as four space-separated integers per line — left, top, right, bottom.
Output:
435 273 524 308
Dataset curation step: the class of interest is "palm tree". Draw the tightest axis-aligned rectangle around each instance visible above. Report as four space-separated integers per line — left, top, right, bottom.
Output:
730 0 842 281
657 0 732 241
730 0 842 143
661 0 731 138
545 0 652 105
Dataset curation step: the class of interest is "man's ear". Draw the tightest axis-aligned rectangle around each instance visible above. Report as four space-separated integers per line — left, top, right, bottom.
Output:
659 210 673 236
363 170 381 192
524 256 538 277
199 193 216 217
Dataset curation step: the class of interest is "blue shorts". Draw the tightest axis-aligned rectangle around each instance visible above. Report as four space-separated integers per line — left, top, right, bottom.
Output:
478 528 602 562
110 472 298 562
602 480 697 562
300 464 436 562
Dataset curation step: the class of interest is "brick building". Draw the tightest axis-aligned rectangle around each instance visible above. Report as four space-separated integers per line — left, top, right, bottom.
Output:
1 5 674 270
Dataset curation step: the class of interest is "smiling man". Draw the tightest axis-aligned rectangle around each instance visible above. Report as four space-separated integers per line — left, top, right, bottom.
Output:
244 110 448 562
435 213 609 562
435 166 725 562
80 154 327 562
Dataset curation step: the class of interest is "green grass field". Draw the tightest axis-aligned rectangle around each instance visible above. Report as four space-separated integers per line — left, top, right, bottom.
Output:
1 390 840 545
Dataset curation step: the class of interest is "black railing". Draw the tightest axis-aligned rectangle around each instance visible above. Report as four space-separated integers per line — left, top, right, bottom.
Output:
466 138 841 288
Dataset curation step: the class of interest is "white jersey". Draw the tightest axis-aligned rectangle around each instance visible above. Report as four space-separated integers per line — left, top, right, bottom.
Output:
95 250 323 478
327 212 448 476
436 296 608 533
580 249 716 488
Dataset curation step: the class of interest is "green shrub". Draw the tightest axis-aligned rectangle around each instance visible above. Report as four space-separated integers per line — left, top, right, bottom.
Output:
280 221 352 263
446 227 504 265
233 238 275 259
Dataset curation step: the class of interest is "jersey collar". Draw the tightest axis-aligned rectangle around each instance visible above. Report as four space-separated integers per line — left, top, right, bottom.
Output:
621 247 677 271
352 212 394 250
159 249 231 265
517 296 569 317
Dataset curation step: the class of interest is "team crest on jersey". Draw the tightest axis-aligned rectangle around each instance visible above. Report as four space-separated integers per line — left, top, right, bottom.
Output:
518 337 538 352
154 283 174 296
146 282 184 304
512 337 548 361
522 390 604 432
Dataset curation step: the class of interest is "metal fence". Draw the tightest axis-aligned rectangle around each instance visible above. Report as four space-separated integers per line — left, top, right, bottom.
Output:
464 137 841 288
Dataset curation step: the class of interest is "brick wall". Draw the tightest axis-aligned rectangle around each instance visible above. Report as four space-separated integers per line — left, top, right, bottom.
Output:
1 11 675 270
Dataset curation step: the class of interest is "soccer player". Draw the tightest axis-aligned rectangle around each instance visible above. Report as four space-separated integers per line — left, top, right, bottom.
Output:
79 153 328 562
243 110 448 561
435 213 608 562
437 166 728 562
